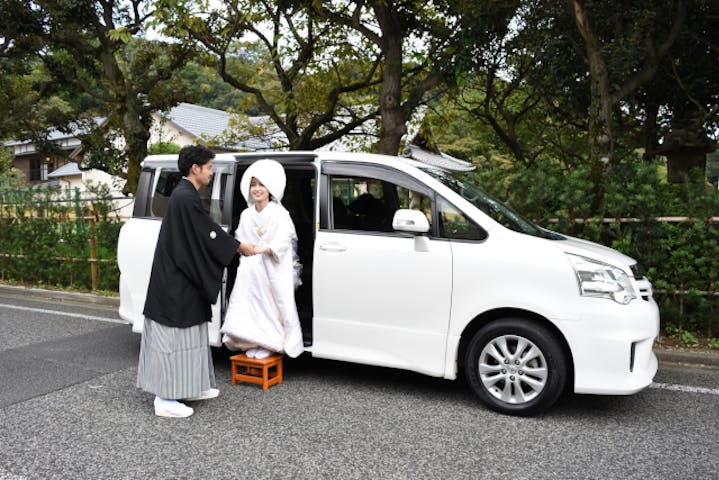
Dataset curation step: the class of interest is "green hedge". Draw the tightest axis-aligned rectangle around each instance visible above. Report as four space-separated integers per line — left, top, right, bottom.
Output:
0 185 122 292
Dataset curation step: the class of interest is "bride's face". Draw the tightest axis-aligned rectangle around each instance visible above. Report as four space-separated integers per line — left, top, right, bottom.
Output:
250 177 270 204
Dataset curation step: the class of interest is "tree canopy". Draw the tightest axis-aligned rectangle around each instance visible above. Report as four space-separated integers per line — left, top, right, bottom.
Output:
154 0 384 150
0 0 716 200
1 0 195 193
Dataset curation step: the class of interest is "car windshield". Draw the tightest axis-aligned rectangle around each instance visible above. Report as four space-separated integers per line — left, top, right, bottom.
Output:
423 168 561 239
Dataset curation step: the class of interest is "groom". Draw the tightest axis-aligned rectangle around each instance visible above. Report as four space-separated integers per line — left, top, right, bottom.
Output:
137 145 255 418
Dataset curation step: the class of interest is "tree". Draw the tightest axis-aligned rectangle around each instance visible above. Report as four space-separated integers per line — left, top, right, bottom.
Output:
156 0 382 151
566 0 686 207
0 58 78 149
177 61 263 115
313 0 451 155
0 9 79 149
475 0 689 212
0 146 25 188
148 141 181 154
1 0 195 194
441 0 586 170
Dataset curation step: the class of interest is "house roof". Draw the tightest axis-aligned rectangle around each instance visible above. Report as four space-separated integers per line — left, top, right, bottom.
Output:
4 104 274 154
405 144 475 172
47 162 82 178
3 117 106 148
162 103 274 151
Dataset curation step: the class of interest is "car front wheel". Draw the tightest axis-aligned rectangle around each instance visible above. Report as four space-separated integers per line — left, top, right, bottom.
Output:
465 318 568 416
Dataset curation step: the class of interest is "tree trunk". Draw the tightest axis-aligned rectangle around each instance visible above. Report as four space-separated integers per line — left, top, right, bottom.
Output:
571 0 613 214
569 0 687 194
587 76 612 213
642 100 660 161
122 104 150 195
373 1 407 155
97 47 150 195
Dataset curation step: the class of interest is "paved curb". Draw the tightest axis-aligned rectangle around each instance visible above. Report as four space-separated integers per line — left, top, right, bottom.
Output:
1 283 718 367
654 348 719 368
0 284 119 307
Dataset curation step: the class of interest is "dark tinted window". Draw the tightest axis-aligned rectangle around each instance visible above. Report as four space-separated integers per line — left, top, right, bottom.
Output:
330 175 432 233
145 168 223 223
438 197 487 241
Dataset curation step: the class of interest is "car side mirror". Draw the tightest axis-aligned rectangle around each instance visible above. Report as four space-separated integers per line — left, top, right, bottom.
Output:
392 209 430 234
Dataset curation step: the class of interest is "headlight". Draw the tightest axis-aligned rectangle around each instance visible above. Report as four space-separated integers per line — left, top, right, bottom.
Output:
567 254 637 305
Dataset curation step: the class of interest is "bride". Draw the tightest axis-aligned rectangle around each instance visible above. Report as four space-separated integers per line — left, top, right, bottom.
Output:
221 159 304 359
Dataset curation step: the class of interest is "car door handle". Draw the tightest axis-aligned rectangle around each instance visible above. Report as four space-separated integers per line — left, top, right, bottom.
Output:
318 242 347 252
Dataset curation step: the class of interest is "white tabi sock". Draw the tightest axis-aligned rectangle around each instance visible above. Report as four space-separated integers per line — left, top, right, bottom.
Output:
254 348 271 359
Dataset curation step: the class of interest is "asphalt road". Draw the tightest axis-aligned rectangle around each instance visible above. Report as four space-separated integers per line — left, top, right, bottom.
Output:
0 289 717 480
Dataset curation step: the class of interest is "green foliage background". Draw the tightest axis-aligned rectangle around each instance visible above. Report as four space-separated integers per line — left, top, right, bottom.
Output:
0 186 121 292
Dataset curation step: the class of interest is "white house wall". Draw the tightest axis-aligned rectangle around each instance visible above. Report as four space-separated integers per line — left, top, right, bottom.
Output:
83 170 134 219
53 170 133 220
149 113 196 147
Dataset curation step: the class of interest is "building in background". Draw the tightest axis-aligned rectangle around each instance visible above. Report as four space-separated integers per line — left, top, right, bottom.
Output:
4 118 105 185
150 102 276 151
3 103 276 218
45 162 134 219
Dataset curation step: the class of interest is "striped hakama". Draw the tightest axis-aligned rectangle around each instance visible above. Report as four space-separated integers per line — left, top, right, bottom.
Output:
136 318 216 399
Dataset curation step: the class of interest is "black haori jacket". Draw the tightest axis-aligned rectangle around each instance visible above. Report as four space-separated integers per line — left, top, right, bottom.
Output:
143 178 239 328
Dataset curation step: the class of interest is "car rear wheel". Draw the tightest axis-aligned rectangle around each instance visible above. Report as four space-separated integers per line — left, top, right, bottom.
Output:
465 318 568 416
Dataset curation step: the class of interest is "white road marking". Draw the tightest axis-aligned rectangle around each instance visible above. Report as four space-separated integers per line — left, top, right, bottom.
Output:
650 382 719 396
0 303 126 325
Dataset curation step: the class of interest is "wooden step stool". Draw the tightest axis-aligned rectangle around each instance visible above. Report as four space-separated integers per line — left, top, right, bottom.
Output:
230 353 283 390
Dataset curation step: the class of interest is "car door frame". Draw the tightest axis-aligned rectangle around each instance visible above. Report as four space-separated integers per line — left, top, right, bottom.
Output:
311 160 453 376
121 155 237 346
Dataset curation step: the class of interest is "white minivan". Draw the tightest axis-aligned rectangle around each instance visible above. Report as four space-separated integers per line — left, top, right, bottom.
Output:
118 151 659 415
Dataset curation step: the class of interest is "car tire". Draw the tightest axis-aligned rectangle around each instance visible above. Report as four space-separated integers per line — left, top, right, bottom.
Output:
465 318 568 416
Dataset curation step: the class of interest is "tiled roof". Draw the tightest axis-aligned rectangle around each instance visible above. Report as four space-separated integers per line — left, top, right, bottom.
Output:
164 103 232 139
47 162 82 178
3 118 106 147
3 104 276 153
405 144 475 172
163 103 274 150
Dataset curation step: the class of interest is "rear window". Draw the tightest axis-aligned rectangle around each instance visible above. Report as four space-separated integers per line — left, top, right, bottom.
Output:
137 167 229 224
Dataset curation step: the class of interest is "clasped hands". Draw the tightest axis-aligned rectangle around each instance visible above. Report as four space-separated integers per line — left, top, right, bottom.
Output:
238 243 271 257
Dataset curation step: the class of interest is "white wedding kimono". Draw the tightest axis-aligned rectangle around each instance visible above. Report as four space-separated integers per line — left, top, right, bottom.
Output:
221 161 304 358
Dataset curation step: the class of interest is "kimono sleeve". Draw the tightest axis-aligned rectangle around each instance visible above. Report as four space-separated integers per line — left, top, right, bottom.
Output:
266 208 295 263
171 193 239 304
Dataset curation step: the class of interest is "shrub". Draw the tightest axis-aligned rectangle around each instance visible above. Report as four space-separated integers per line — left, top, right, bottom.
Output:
0 186 121 292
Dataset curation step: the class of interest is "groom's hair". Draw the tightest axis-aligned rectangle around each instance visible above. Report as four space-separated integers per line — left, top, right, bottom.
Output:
178 145 215 176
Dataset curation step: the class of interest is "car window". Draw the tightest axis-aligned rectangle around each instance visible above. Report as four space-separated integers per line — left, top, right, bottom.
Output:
330 175 432 233
438 197 487 241
146 168 225 224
